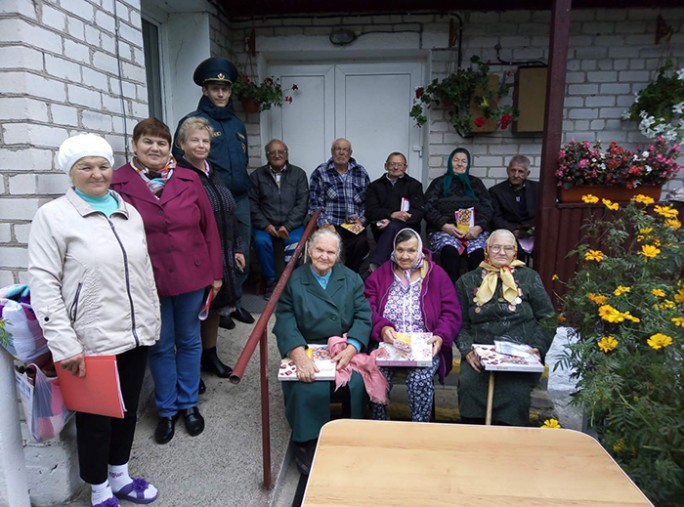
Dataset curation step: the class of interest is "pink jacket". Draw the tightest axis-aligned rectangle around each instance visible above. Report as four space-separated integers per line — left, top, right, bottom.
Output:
111 163 222 297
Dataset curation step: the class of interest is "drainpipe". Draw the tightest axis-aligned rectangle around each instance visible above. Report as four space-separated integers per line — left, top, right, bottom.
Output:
0 350 31 507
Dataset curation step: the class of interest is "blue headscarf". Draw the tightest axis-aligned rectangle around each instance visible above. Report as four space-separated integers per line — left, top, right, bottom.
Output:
442 147 475 198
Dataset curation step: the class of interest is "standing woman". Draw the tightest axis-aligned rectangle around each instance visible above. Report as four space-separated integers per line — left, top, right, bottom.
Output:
175 116 245 382
28 134 161 507
111 118 223 444
424 147 493 283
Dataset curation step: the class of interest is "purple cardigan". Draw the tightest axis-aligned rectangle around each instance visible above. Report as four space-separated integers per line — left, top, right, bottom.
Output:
364 251 462 383
111 163 223 297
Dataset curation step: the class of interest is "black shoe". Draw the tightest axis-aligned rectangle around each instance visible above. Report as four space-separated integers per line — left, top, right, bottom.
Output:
219 315 235 329
154 415 177 444
264 281 276 301
198 378 206 394
231 307 255 324
182 407 205 436
201 347 233 378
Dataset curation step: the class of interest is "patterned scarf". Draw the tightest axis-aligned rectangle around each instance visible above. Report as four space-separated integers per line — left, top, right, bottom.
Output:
390 228 427 289
475 259 527 305
131 156 176 197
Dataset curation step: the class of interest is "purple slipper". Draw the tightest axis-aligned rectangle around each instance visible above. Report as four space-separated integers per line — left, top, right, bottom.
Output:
93 497 121 507
113 478 158 505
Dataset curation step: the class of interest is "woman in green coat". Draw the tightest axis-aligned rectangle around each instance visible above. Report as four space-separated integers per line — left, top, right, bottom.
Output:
455 229 555 426
274 228 372 474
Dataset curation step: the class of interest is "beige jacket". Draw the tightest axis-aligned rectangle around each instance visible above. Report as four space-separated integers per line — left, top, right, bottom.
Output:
28 189 160 362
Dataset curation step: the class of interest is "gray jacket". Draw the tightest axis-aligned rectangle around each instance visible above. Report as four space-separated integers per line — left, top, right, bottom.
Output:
249 163 309 231
28 189 161 362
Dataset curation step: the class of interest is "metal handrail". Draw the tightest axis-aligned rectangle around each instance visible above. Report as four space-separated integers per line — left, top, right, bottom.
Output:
228 210 319 489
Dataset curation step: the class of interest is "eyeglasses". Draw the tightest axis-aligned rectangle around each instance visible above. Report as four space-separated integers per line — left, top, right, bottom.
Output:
387 162 407 168
267 150 287 156
489 245 516 253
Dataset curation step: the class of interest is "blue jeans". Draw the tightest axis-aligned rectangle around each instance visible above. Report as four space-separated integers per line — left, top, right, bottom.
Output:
234 195 251 302
253 226 304 282
149 289 204 417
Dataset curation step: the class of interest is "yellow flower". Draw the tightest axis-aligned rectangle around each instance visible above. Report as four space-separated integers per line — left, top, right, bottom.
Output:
588 293 607 305
622 312 641 323
602 198 619 211
665 218 682 229
585 250 604 262
651 288 666 298
672 317 684 327
597 336 618 353
551 273 559 281
541 418 561 429
638 244 661 261
675 288 684 304
653 205 679 219
598 305 625 323
581 194 599 203
612 439 625 453
647 333 673 350
613 286 631 296
659 300 676 311
631 194 655 205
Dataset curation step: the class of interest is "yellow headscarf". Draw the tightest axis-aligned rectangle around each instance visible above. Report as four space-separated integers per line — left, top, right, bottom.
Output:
475 259 526 305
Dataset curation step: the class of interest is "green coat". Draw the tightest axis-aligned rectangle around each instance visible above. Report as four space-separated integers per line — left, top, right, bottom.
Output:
274 263 372 442
455 266 555 425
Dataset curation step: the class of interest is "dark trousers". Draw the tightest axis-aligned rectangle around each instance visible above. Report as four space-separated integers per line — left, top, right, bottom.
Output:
440 245 485 283
335 225 369 273
76 346 149 484
370 220 410 266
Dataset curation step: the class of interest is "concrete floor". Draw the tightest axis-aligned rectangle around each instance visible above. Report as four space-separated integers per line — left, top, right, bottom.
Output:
56 289 577 507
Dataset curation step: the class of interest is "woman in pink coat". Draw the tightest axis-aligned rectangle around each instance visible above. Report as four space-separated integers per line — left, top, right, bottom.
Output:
111 118 222 445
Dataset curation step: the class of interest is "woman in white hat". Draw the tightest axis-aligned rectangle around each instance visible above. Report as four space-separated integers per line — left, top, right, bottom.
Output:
28 133 161 507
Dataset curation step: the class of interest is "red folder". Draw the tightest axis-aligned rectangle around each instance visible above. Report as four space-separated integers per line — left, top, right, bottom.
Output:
55 355 126 418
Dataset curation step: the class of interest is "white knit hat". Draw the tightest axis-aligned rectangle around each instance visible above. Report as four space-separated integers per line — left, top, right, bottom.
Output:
57 133 114 174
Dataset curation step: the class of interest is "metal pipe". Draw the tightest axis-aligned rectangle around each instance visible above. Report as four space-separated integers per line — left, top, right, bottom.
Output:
259 328 272 489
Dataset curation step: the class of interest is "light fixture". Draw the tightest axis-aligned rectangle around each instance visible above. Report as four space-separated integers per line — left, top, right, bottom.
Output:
329 28 357 46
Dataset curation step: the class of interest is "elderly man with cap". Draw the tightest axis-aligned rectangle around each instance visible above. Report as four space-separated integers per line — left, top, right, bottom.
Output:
173 56 254 328
29 133 161 507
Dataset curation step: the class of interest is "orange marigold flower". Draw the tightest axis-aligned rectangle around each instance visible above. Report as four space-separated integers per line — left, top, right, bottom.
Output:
613 286 631 296
675 288 684 304
651 288 666 298
671 317 684 327
653 205 679 219
631 194 655 205
638 244 661 261
597 336 618 353
602 198 619 211
588 293 607 305
647 333 673 350
585 250 604 262
665 218 682 229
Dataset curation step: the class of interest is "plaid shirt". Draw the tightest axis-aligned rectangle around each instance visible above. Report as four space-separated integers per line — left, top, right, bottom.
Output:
309 157 370 227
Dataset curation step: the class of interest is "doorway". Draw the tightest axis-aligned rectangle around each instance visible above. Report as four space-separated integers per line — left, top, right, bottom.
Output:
267 61 425 185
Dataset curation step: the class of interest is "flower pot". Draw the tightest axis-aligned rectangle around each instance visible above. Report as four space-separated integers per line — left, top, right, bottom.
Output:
240 98 260 114
558 185 663 203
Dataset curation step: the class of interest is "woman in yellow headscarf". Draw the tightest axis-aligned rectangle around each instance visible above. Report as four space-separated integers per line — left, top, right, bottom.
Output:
454 229 555 426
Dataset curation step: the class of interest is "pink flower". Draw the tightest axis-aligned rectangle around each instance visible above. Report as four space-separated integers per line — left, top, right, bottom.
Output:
415 87 425 99
499 113 512 129
579 159 589 168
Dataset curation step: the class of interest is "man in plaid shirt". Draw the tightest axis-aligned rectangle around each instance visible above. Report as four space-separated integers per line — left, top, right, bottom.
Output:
309 138 370 272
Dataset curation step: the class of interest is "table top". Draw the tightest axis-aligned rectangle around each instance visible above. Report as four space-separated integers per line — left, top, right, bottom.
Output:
302 419 652 507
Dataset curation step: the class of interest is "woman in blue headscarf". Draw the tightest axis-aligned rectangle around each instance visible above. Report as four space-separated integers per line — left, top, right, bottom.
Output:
424 148 494 283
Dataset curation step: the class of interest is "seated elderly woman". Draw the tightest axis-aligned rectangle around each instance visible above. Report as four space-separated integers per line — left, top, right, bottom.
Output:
364 228 462 422
424 147 493 283
274 229 372 475
455 229 555 426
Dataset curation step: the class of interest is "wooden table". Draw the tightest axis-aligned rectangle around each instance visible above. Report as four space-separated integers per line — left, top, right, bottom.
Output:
302 419 652 506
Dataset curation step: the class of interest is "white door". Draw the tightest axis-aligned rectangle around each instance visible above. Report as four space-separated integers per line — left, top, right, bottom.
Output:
267 61 425 184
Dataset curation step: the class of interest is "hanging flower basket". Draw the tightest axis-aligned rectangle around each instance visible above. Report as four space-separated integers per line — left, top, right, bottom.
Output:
240 97 260 114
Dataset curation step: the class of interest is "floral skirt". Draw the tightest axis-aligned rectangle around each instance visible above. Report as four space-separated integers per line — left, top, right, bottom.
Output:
429 231 489 255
